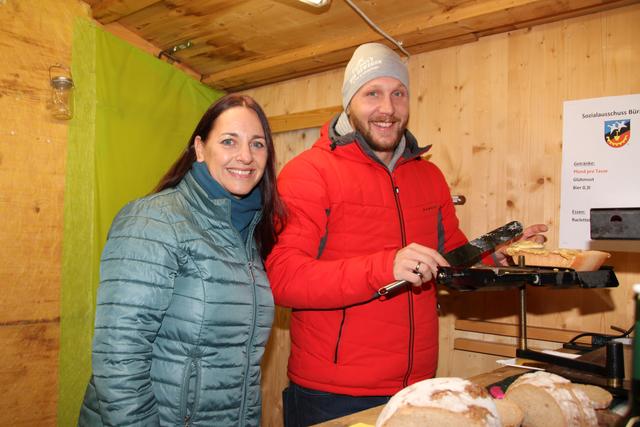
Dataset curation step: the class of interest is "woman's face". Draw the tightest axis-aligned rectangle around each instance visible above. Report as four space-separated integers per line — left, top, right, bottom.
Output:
195 106 268 198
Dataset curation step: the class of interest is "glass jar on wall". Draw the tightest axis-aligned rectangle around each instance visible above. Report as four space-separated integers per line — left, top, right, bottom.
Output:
49 65 74 120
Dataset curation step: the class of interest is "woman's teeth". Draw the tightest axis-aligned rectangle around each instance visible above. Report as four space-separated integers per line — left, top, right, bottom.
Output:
229 169 252 175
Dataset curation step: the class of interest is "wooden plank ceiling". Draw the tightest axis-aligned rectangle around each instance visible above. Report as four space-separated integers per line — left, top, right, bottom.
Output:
86 0 636 92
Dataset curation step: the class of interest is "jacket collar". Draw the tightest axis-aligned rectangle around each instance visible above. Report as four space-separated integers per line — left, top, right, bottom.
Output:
177 171 241 217
323 113 432 167
175 171 263 251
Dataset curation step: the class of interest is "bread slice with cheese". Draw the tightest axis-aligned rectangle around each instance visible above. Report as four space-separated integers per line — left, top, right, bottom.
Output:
504 240 610 271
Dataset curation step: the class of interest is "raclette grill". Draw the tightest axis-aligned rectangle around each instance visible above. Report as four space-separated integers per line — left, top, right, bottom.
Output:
435 264 619 292
435 258 628 396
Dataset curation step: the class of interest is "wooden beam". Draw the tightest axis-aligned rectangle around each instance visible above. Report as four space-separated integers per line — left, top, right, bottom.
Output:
202 0 635 90
91 0 161 24
384 0 548 35
204 0 543 82
454 338 516 357
268 106 342 134
406 33 479 56
473 0 640 39
202 38 370 88
394 0 637 36
454 319 592 344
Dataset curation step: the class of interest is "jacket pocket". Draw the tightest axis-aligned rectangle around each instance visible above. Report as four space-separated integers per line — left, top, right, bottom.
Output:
333 309 347 363
180 357 201 426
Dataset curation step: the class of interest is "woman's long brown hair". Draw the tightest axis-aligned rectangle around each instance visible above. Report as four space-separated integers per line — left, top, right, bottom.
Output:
153 93 286 259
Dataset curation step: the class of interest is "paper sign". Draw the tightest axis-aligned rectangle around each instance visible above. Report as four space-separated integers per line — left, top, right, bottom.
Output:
560 94 640 252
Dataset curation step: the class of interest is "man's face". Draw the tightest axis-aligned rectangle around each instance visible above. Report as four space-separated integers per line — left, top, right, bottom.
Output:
347 76 409 163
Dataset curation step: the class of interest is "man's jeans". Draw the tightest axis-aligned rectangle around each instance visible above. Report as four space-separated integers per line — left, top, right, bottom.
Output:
282 382 391 427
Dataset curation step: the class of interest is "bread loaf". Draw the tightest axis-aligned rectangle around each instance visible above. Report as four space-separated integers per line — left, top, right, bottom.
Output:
505 241 610 271
375 377 502 427
493 397 524 427
504 371 598 427
572 383 613 409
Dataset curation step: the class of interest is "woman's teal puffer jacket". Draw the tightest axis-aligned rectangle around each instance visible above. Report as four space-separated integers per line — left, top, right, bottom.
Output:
78 171 274 427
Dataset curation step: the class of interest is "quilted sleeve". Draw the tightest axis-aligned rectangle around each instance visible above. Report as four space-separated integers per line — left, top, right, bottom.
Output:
90 201 179 426
266 153 397 309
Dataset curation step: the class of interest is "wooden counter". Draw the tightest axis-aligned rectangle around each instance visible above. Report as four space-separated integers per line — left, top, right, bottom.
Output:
313 366 528 426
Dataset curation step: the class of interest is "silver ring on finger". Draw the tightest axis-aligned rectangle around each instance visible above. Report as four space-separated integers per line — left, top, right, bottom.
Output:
412 261 423 278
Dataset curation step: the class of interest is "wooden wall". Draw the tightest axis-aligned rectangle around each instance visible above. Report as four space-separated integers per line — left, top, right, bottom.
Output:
1 2 639 427
245 4 640 426
0 0 90 425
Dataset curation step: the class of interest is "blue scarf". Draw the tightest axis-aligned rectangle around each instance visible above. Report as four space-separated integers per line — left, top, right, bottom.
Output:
191 161 262 242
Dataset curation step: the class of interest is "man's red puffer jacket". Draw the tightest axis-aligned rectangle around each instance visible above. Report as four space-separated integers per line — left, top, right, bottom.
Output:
266 116 468 396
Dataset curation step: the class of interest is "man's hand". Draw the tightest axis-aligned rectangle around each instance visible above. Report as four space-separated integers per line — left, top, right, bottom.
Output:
393 243 450 286
495 223 548 266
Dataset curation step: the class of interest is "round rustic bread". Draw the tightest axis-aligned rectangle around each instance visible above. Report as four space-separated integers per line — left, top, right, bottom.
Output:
505 371 597 427
505 241 610 271
375 377 501 427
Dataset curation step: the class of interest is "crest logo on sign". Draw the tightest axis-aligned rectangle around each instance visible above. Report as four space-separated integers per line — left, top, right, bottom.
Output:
604 119 631 148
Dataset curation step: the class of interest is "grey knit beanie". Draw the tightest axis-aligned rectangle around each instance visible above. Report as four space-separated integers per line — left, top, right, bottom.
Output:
342 43 409 109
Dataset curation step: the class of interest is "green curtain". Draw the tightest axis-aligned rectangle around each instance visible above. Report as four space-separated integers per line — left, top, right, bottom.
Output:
59 19 222 426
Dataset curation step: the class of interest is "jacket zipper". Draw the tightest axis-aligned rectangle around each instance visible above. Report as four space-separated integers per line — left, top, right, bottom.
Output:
389 178 415 388
181 358 199 426
237 227 258 427
237 260 257 427
224 203 261 427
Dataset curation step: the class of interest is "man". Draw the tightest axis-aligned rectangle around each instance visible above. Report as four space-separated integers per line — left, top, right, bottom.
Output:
266 43 546 426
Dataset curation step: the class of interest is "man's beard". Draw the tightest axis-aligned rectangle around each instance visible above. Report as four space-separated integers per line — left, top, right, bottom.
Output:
350 114 406 154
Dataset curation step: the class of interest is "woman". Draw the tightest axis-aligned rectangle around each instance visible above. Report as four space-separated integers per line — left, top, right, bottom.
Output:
78 94 285 427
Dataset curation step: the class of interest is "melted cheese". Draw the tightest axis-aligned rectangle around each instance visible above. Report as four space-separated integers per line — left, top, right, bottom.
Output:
504 240 547 256
505 241 581 259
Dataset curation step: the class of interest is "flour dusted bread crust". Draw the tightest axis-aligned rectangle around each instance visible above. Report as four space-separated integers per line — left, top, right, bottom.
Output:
505 241 610 271
375 377 501 427
505 371 598 427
